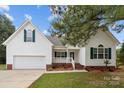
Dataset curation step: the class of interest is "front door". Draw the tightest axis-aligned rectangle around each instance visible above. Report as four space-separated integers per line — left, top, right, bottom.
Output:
70 52 74 60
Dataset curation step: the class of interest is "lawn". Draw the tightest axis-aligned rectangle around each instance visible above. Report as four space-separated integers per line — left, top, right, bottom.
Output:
30 72 124 88
0 64 6 70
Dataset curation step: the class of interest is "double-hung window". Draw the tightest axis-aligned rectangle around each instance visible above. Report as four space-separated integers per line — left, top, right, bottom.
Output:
90 44 111 59
24 29 35 42
98 45 104 59
26 29 33 42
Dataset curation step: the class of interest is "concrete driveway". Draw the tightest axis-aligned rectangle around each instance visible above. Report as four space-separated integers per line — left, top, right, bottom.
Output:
0 70 44 88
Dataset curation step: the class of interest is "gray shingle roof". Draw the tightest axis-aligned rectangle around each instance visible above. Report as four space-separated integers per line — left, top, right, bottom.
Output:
46 36 64 46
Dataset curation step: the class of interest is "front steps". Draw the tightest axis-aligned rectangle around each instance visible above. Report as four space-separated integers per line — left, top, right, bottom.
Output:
75 63 84 70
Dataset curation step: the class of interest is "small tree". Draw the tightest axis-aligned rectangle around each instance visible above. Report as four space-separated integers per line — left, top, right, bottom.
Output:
104 59 111 68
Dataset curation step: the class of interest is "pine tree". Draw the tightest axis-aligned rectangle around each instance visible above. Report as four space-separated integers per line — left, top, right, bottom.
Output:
119 43 124 64
49 6 124 46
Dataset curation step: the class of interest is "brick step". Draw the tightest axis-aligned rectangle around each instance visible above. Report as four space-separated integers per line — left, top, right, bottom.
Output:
75 63 84 70
52 63 73 68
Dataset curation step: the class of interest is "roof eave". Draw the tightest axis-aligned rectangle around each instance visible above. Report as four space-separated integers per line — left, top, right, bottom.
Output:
105 31 120 45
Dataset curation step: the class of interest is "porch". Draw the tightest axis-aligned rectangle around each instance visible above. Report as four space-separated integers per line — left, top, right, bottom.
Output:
52 46 80 63
47 46 84 71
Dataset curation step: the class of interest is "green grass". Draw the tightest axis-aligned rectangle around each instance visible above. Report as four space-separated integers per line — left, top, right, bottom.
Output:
0 64 6 70
30 72 124 88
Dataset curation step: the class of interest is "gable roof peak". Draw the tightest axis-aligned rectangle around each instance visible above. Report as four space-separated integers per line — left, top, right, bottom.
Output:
2 20 53 46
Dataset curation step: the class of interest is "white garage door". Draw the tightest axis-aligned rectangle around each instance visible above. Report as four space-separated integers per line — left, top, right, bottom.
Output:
14 56 46 69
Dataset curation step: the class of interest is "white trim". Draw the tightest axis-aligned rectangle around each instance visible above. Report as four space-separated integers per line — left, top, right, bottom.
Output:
53 46 80 50
2 20 29 45
29 20 53 46
13 55 46 57
2 20 53 46
105 31 120 45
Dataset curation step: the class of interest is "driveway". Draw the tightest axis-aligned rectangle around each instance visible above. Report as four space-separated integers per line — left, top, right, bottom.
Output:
0 70 44 88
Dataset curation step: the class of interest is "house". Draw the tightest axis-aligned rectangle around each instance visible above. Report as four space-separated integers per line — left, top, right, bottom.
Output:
3 20 120 70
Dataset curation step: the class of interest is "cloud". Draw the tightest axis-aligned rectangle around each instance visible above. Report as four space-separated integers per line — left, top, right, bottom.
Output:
43 30 48 35
48 15 54 22
4 13 14 21
48 15 58 22
0 5 9 11
48 14 61 22
25 14 32 20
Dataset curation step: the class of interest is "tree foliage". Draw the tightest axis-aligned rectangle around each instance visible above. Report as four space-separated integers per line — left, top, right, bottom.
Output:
119 43 124 64
49 6 124 46
0 14 15 64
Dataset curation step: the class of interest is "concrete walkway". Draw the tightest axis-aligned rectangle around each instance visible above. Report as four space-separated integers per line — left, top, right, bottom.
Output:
0 70 44 88
45 70 87 73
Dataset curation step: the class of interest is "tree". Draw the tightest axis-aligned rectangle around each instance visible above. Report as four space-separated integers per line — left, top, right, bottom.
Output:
119 43 124 64
116 48 121 66
0 14 15 64
104 59 111 68
49 6 124 46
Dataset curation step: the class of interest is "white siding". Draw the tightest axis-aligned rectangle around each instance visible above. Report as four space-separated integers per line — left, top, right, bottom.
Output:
6 22 52 69
79 47 86 65
85 31 116 67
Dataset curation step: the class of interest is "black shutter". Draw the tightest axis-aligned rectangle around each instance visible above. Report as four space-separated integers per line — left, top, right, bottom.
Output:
90 47 93 59
109 48 111 59
55 52 56 57
33 30 35 42
65 52 67 57
24 29 26 42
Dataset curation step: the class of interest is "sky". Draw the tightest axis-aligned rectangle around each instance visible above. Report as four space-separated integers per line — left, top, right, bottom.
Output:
0 5 124 44
0 5 52 35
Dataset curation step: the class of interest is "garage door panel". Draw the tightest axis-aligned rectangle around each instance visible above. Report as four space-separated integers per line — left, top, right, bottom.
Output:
14 56 46 69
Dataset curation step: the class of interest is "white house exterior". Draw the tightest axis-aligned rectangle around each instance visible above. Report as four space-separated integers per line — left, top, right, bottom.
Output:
3 20 120 70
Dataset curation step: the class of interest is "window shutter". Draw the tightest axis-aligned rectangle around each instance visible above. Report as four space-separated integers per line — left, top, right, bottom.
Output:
90 47 93 59
109 48 111 59
24 29 26 42
55 52 56 57
33 30 35 42
65 52 67 57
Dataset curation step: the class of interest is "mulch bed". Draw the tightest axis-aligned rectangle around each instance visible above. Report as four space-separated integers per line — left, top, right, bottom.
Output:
47 64 73 71
85 67 116 72
47 64 124 72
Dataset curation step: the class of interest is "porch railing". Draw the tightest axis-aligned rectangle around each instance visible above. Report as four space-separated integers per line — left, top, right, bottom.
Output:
52 57 72 63
52 57 75 69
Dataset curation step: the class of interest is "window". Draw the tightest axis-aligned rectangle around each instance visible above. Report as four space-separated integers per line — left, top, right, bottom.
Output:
98 45 104 59
93 48 97 59
26 29 33 42
105 48 109 59
98 48 104 59
55 52 67 58
98 44 104 59
90 44 111 59
24 29 35 42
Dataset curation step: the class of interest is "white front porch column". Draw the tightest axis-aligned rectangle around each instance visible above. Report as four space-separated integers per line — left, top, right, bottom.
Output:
66 48 69 63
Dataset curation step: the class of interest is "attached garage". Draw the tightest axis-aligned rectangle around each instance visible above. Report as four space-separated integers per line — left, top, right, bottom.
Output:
13 56 46 69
